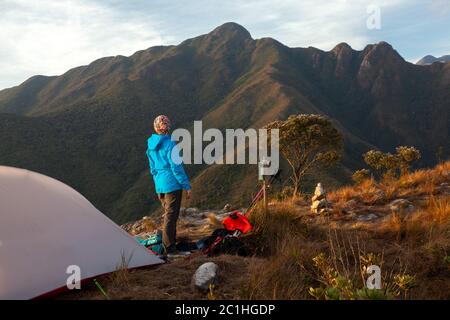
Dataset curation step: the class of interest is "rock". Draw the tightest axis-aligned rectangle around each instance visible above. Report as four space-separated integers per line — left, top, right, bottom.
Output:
313 183 326 198
389 199 414 213
121 223 133 233
223 204 233 212
192 262 219 292
311 198 328 212
439 183 450 195
311 183 330 214
131 221 145 234
312 193 325 202
356 213 379 221
185 207 200 215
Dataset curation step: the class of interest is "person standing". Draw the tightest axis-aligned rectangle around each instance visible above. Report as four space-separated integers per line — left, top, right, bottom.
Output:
146 115 191 254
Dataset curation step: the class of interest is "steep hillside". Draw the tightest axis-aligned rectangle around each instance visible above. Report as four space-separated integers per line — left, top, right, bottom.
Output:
0 22 448 223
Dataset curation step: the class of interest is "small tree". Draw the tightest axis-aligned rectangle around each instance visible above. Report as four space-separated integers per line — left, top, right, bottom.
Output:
266 114 343 196
363 146 421 179
363 150 386 173
382 153 401 178
364 150 399 178
396 146 421 175
352 169 370 184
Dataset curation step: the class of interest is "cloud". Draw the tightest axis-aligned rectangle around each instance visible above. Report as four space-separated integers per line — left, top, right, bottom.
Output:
0 0 448 89
0 0 165 89
225 0 416 50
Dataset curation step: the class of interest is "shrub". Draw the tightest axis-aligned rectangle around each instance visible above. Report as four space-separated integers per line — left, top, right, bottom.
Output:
363 146 421 179
352 169 370 184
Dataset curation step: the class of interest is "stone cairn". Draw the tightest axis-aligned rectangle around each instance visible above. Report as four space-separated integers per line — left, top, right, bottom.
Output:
310 183 331 214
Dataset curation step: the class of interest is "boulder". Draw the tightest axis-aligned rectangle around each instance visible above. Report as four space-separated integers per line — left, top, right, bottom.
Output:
192 262 219 292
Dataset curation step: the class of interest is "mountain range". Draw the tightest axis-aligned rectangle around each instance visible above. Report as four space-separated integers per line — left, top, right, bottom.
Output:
0 22 449 223
417 54 450 65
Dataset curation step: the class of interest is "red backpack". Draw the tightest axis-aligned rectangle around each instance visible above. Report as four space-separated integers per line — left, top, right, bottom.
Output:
222 211 253 234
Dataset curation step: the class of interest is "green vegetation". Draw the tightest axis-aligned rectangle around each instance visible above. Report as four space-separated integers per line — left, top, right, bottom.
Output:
0 23 448 223
266 114 343 196
361 146 421 179
352 168 370 184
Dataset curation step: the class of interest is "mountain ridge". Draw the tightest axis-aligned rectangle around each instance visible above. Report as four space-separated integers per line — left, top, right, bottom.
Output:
417 54 450 65
0 22 448 223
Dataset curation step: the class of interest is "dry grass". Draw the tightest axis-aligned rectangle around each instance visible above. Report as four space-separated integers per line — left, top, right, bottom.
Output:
107 251 133 292
328 179 386 206
242 161 450 300
329 161 450 207
243 199 450 299
59 162 450 300
246 202 308 256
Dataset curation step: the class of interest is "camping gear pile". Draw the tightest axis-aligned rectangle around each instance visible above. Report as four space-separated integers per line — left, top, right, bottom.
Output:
198 211 252 256
133 211 253 257
135 171 282 257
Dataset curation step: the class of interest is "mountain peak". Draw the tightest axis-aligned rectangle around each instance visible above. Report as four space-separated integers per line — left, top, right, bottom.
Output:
332 42 352 52
210 22 252 40
331 42 353 58
417 54 450 65
361 41 403 64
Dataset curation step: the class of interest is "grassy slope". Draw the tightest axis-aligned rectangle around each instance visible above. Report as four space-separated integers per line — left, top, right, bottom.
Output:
59 161 450 300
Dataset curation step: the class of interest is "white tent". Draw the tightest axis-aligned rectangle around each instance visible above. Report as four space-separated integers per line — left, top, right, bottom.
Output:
0 166 163 300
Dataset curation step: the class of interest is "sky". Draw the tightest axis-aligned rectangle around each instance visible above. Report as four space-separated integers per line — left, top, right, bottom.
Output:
0 0 449 90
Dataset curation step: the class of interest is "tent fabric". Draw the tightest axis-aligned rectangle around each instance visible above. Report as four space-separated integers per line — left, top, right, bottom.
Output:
0 166 163 300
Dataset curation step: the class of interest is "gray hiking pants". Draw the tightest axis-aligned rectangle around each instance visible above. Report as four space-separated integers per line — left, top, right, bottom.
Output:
158 189 182 250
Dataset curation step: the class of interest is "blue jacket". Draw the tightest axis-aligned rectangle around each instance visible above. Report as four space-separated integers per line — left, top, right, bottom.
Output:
146 134 191 194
